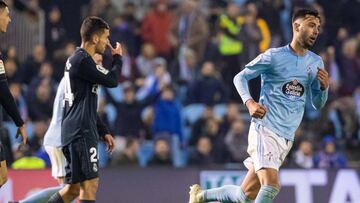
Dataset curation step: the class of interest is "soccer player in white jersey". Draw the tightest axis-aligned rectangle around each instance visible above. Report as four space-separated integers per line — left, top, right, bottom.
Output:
189 8 329 203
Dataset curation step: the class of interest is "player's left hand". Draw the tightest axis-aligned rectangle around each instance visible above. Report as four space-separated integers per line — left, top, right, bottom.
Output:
317 67 329 90
103 134 115 153
16 125 28 150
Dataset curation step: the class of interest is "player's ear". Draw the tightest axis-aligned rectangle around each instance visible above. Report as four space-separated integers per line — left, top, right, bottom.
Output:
92 34 99 44
293 22 300 32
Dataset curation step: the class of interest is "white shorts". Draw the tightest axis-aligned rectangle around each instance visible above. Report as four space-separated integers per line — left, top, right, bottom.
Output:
45 146 67 179
244 122 293 172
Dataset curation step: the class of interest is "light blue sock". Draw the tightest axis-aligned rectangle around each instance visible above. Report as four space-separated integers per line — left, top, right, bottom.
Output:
20 185 63 203
254 185 279 203
204 185 253 203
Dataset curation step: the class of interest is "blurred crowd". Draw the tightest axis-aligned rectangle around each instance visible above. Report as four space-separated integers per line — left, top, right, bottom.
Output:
0 0 359 170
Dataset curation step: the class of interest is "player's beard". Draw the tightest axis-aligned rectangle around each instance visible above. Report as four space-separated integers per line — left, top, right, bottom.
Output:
95 44 105 55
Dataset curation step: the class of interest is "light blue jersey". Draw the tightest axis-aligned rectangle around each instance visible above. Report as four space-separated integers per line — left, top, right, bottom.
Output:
43 78 65 147
234 45 328 141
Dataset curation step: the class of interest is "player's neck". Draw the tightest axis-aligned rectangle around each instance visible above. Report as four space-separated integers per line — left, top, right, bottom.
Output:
289 40 308 56
80 42 96 57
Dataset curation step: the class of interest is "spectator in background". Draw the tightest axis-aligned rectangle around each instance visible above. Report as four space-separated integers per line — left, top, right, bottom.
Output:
339 38 360 96
220 102 240 135
171 0 209 60
52 41 76 82
135 43 162 77
3 59 20 84
111 137 139 166
189 105 214 146
291 140 314 169
202 118 230 164
141 0 173 60
85 0 119 24
314 136 347 169
152 85 182 144
45 6 67 59
27 78 54 121
217 2 243 101
148 136 172 166
104 82 158 138
188 136 214 166
28 120 48 153
3 83 28 122
225 118 248 163
187 61 227 104
19 44 46 85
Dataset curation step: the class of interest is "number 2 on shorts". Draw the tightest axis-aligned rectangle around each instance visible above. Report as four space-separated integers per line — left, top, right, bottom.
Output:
90 147 98 163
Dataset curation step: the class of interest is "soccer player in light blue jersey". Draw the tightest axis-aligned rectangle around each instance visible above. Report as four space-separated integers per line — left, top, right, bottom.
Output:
188 8 329 203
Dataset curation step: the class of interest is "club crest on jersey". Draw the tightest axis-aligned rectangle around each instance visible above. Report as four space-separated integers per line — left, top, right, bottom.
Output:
0 60 5 74
282 79 304 100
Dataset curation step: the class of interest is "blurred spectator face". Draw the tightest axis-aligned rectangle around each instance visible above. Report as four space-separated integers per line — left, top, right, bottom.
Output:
342 38 358 59
124 88 135 103
141 43 156 59
184 49 197 68
201 62 215 77
161 87 174 101
203 106 214 119
206 119 219 136
39 62 53 78
28 0 39 10
7 46 17 59
154 139 170 159
182 0 198 13
197 137 212 155
34 120 48 137
33 44 46 63
124 2 136 16
337 27 348 41
64 42 76 57
49 7 61 24
154 64 166 78
231 119 244 135
9 83 21 99
37 80 51 102
325 142 335 154
227 3 239 18
227 103 239 120
156 1 167 13
299 140 313 156
246 2 258 17
4 59 17 76
0 5 10 33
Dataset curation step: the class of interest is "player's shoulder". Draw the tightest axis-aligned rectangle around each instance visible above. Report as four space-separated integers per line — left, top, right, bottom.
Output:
68 48 91 67
307 50 323 62
264 45 288 56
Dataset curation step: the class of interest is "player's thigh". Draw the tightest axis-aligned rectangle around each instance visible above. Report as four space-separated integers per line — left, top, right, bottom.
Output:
241 167 261 200
79 177 99 199
256 168 279 188
0 160 8 186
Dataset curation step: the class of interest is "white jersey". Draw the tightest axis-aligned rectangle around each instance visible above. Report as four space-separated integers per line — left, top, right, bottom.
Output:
43 78 65 147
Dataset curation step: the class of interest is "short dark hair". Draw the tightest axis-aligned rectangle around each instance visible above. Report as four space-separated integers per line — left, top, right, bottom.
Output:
0 0 8 9
80 16 109 42
292 8 320 23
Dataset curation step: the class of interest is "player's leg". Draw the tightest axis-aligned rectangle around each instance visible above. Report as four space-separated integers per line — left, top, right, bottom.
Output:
0 143 8 187
251 124 293 203
254 168 279 203
79 177 99 202
20 146 67 203
0 160 7 187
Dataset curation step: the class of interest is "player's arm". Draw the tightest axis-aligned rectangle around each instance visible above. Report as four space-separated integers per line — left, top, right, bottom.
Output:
233 50 271 118
78 43 123 88
96 114 114 153
310 66 329 110
0 74 27 145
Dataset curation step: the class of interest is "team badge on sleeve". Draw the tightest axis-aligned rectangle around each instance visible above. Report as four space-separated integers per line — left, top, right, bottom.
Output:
0 60 5 74
96 65 109 75
282 79 304 100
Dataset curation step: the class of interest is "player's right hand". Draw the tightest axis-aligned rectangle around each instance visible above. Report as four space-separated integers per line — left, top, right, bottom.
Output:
245 99 267 119
15 125 28 148
108 42 123 56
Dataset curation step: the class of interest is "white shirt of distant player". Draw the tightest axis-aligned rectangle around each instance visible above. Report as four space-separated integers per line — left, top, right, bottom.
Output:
43 78 65 147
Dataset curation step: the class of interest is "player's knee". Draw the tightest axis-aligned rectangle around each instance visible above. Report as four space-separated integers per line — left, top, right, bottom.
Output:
64 185 80 198
244 186 260 200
